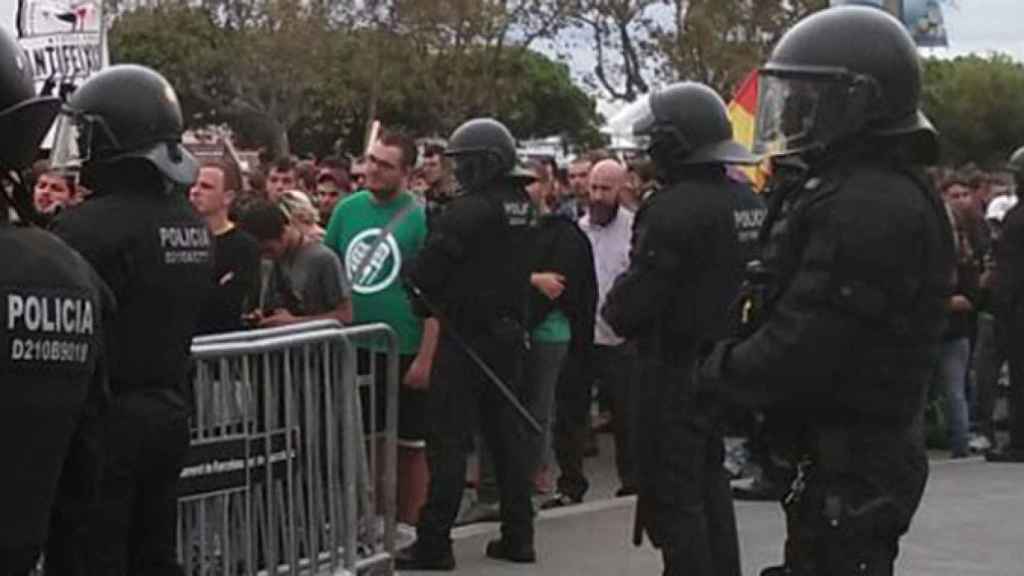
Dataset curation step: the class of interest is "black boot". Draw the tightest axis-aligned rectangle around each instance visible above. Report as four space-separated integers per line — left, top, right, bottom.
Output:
485 538 536 563
985 447 1024 462
394 538 456 571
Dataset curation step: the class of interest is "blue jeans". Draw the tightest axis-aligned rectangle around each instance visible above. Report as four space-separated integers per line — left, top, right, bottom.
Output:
935 338 971 456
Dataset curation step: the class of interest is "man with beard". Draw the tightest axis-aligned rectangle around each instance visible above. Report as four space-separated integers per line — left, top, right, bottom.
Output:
547 159 636 508
323 130 436 522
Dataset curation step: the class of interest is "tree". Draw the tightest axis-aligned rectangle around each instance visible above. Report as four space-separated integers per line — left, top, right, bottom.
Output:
371 0 574 131
570 0 661 102
651 0 825 97
111 0 349 158
497 49 602 143
922 54 1024 168
109 1 601 157
568 0 826 102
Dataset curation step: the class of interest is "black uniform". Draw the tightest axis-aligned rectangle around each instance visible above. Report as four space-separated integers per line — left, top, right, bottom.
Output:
703 150 951 575
986 144 1024 461
51 177 212 575
722 179 776 493
0 25 110 576
731 180 767 266
699 7 956 574
45 64 212 576
994 200 1024 454
0 228 111 575
603 167 744 576
405 179 536 553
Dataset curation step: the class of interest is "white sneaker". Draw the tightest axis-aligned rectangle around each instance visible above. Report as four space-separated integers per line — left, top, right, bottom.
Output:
969 434 992 453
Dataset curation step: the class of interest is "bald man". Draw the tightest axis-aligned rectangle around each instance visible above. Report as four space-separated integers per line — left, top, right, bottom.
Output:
544 159 637 508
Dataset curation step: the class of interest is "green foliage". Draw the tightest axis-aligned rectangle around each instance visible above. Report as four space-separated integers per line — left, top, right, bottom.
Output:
108 3 226 125
108 0 598 157
652 0 827 98
922 54 1024 168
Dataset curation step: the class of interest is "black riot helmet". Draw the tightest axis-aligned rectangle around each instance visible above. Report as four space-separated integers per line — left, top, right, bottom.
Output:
754 5 937 160
444 118 532 192
0 25 61 224
51 64 198 186
622 82 758 169
0 27 60 173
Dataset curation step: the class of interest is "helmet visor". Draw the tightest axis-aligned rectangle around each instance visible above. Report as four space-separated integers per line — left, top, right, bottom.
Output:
604 96 654 146
754 72 855 157
49 109 119 174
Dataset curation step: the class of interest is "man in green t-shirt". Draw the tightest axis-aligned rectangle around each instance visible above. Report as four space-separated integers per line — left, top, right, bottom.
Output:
324 130 438 524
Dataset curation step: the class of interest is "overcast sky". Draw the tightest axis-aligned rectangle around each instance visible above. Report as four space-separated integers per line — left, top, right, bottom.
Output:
553 1 1022 118
940 0 1023 61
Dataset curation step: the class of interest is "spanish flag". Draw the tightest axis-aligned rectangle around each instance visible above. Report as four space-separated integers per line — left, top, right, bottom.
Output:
727 70 766 190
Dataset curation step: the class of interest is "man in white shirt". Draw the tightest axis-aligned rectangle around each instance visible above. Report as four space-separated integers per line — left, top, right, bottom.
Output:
580 159 636 496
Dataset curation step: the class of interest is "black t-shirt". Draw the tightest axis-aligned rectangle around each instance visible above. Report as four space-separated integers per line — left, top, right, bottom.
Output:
197 226 261 335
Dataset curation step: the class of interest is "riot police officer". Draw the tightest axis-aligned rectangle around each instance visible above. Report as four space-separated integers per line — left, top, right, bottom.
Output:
699 6 953 575
47 65 212 575
0 25 110 576
397 118 536 570
988 145 1024 462
602 81 755 576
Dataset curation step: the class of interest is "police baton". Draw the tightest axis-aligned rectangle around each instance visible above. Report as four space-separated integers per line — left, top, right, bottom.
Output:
404 279 543 435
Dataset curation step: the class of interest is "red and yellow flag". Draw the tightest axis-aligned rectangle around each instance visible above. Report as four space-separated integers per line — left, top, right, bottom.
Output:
727 70 767 191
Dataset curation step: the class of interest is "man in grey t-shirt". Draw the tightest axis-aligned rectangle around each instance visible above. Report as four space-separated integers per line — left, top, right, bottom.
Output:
239 200 353 326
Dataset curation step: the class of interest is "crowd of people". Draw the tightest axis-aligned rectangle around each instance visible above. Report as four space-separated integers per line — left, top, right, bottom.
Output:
4 4 1024 576
18 65 1024 576
927 167 1020 458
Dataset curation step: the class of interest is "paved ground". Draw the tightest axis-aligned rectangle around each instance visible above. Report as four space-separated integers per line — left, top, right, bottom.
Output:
401 438 1024 576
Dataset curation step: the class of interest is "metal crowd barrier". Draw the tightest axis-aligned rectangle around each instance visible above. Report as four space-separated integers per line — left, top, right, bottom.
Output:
179 321 399 576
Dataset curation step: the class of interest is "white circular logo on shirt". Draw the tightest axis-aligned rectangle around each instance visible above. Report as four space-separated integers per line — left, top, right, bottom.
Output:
345 228 401 295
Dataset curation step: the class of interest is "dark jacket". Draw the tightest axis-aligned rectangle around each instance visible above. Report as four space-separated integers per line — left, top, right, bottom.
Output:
946 216 981 340
995 201 1024 325
0 225 113 553
730 180 767 266
604 167 744 361
527 212 597 336
53 164 212 395
702 149 954 538
602 167 745 551
404 178 534 376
